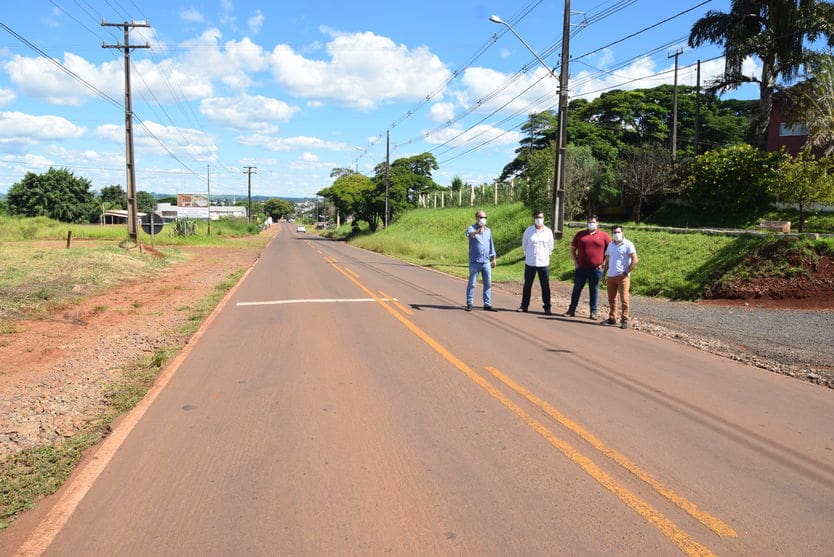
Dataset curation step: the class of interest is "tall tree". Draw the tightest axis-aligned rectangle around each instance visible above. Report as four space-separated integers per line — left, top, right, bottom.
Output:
619 147 676 224
689 0 834 150
99 184 127 209
7 168 96 223
786 53 834 154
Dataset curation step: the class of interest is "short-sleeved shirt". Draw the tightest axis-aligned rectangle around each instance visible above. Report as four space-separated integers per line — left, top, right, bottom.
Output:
571 229 610 268
606 239 637 275
466 224 497 263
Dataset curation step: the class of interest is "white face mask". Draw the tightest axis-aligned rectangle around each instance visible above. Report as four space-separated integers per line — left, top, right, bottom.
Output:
478 217 487 226
613 232 623 242
534 218 544 227
587 222 597 232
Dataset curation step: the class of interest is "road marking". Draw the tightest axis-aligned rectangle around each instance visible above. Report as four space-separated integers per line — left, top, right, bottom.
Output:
378 289 413 315
344 267 360 278
321 255 718 557
236 298 397 306
486 366 737 538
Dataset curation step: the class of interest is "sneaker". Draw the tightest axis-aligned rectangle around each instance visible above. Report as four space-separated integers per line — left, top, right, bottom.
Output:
484 305 498 312
563 309 575 317
621 320 628 329
466 304 472 311
604 318 617 325
516 307 528 313
590 312 598 320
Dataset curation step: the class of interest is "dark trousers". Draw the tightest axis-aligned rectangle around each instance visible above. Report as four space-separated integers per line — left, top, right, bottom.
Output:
569 267 603 313
520 264 551 311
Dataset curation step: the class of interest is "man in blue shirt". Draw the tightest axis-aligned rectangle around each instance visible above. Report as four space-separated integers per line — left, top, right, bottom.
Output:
466 209 498 311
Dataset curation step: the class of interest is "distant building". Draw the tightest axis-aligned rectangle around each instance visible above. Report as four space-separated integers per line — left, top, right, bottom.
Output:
156 193 248 221
766 98 822 157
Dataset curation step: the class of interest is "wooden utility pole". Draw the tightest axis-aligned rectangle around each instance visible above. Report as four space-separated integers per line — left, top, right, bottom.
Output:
102 20 150 243
243 166 257 223
385 130 390 228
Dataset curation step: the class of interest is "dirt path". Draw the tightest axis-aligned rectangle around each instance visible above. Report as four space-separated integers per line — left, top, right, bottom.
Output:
0 237 269 458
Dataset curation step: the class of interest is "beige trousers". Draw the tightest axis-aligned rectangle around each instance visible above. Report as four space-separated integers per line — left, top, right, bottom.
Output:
607 274 630 322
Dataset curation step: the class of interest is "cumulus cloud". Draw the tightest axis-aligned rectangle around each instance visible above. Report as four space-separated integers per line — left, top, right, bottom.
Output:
461 66 558 114
96 121 217 161
180 9 205 23
428 102 454 123
0 111 86 140
0 89 15 106
3 53 122 106
237 134 349 152
248 10 264 36
200 94 298 132
269 29 451 110
180 30 268 91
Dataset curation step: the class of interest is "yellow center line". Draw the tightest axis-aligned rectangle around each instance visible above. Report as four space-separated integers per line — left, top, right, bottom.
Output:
378 289 413 315
320 252 718 557
486 366 736 538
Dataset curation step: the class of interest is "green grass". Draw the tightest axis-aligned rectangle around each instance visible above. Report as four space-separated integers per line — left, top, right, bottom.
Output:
346 204 834 300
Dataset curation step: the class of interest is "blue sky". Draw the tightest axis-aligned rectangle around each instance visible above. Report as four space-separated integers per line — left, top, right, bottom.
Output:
0 0 760 199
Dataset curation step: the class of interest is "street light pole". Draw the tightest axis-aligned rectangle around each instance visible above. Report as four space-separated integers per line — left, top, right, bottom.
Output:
490 3 571 239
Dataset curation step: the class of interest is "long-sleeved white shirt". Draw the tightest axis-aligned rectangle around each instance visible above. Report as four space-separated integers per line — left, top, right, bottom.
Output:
521 224 554 267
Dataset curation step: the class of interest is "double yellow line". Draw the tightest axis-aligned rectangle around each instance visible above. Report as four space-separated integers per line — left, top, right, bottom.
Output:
323 254 735 557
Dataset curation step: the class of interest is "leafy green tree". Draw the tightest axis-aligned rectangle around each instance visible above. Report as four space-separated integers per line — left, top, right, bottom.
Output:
136 191 157 213
7 168 96 223
319 173 379 230
99 185 127 209
330 167 356 180
689 0 834 150
682 144 784 218
263 198 294 220
771 150 834 231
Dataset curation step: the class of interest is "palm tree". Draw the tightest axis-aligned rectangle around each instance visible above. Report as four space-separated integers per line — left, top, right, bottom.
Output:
689 0 834 150
796 54 834 154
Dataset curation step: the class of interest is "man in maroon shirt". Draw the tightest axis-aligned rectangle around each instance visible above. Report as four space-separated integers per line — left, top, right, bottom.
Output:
564 215 610 319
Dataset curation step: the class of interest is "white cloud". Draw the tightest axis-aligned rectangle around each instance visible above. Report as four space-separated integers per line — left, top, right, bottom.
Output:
248 10 264 36
299 152 319 162
96 121 217 161
238 134 349 152
269 29 451 110
428 102 454 123
0 111 86 140
200 94 299 132
3 53 122 106
180 30 268 91
0 88 15 106
461 66 558 114
180 9 205 23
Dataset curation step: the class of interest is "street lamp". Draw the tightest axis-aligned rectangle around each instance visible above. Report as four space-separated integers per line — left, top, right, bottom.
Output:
490 5 571 239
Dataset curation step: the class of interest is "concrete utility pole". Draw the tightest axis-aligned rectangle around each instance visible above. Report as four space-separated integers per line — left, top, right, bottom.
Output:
206 164 211 236
552 0 571 240
243 166 257 223
102 20 150 243
385 130 390 228
668 48 684 160
695 59 701 156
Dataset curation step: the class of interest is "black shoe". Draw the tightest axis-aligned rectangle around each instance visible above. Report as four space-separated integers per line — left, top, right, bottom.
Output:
544 308 553 316
466 304 472 311
621 320 628 329
563 309 575 317
484 306 498 312
604 318 617 325
517 307 528 313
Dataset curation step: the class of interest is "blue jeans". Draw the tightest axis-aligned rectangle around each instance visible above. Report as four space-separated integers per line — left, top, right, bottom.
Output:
467 261 492 306
569 267 603 313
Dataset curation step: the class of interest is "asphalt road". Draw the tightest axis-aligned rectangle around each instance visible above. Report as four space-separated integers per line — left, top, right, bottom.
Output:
7 222 834 556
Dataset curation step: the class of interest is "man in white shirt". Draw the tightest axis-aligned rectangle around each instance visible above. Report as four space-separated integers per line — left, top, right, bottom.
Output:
518 210 555 315
602 224 638 329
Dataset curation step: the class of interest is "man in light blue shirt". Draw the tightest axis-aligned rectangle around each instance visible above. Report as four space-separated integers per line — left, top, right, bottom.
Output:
466 209 498 311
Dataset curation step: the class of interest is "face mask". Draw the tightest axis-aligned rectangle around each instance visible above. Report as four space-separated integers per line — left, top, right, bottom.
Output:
478 218 487 226
534 218 544 227
587 222 597 232
613 232 623 242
